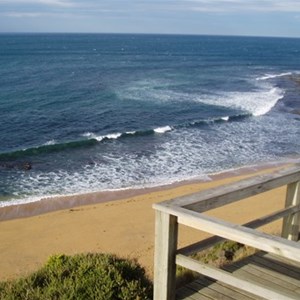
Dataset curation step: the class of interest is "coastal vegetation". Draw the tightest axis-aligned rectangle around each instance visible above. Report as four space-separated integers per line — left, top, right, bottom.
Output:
0 253 153 300
0 242 254 299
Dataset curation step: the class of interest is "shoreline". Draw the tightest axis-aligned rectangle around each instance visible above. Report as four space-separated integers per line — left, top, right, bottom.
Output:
0 159 293 222
0 162 296 281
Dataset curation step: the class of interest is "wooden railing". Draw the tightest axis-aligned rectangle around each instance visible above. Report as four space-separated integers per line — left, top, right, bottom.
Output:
153 165 300 300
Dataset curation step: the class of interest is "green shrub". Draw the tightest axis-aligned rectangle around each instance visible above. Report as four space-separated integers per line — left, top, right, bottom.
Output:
0 253 153 300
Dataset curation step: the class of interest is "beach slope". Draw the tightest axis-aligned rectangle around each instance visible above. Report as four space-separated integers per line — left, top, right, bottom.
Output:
0 166 287 281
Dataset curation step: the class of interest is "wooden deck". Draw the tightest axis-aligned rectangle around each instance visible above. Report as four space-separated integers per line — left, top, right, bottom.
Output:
176 252 300 300
153 166 300 300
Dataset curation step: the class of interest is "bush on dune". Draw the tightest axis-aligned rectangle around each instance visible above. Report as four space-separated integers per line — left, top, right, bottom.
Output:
0 253 153 300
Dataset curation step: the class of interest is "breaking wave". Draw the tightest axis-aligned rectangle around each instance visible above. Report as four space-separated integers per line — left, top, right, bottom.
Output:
0 113 253 162
256 72 292 81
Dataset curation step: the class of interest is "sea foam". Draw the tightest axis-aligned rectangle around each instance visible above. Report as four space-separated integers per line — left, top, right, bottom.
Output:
43 140 56 146
256 72 292 81
2 34 300 208
82 132 122 141
221 116 230 121
197 84 284 117
223 86 285 117
154 126 172 133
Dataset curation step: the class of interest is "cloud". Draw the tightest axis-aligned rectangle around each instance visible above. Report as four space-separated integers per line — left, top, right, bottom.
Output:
184 0 300 12
3 12 42 17
2 0 300 23
2 0 300 14
39 0 74 7
1 11 86 18
0 0 74 7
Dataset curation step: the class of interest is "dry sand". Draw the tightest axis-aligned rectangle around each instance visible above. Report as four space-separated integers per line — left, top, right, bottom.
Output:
0 165 290 281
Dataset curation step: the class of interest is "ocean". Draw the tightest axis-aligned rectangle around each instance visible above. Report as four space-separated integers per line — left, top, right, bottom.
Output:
1 33 300 207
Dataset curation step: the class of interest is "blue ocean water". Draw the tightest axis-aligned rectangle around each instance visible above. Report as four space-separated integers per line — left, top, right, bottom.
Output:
1 33 300 206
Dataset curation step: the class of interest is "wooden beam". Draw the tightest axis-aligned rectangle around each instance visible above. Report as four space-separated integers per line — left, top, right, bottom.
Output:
282 181 300 241
177 235 223 256
156 205 300 262
178 204 300 256
176 254 299 300
153 166 300 212
153 210 178 300
243 204 300 229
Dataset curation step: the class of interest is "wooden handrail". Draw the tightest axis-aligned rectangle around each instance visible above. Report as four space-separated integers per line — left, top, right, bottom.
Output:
153 165 300 300
160 205 300 262
158 165 300 212
178 204 300 256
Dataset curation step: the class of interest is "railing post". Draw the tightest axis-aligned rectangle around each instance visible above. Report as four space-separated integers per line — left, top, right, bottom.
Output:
153 210 178 300
282 181 300 241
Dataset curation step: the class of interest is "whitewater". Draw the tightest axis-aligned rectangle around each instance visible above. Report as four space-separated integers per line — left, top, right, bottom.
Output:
0 34 300 206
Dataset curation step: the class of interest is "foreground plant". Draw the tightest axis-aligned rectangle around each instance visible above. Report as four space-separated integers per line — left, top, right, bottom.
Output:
0 253 153 300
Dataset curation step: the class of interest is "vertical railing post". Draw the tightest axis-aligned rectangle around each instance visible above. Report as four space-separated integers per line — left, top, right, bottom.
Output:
153 210 178 300
282 181 300 241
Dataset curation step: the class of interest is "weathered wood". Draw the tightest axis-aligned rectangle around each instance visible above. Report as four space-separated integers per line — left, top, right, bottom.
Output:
153 166 300 213
261 251 300 268
177 210 300 262
154 210 178 300
188 281 234 300
158 205 300 262
178 204 300 256
250 254 300 279
176 254 299 300
227 252 300 288
176 286 208 300
225 262 300 293
178 278 261 300
212 280 266 300
196 277 261 300
282 181 300 241
153 166 300 299
177 235 223 256
177 252 300 299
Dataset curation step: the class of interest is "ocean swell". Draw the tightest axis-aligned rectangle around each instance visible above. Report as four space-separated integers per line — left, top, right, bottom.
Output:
0 113 255 162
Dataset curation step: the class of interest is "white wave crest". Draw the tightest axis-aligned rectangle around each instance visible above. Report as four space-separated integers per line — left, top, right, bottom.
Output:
154 126 172 133
251 87 284 116
105 133 122 139
82 132 122 141
82 132 94 138
226 87 285 117
43 140 56 146
221 116 229 121
197 85 284 117
256 72 292 81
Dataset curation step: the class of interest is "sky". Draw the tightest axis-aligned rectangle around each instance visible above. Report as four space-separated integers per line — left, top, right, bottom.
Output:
0 0 300 37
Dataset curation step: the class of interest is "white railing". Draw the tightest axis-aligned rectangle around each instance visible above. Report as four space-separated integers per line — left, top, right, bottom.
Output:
153 165 300 300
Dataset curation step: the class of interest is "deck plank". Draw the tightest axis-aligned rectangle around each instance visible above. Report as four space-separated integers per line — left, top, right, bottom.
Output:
251 254 300 280
226 256 300 291
188 280 236 300
261 252 300 268
176 286 207 300
196 277 261 300
177 252 300 300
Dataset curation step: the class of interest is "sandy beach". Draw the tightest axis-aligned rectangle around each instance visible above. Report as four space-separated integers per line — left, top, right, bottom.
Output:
0 164 291 282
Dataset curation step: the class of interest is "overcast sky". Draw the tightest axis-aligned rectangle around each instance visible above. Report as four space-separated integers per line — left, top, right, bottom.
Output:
0 0 300 37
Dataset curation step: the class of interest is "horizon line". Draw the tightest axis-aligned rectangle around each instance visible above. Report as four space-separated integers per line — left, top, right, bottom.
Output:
0 31 299 40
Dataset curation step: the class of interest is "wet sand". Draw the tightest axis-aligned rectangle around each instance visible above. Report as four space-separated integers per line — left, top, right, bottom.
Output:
0 164 291 281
